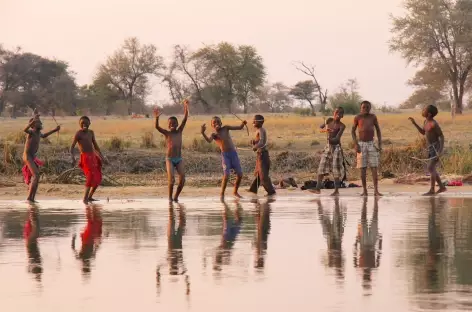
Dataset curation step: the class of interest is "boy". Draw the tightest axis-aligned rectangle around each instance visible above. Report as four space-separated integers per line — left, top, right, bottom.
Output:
351 101 382 197
311 107 346 196
248 115 276 197
23 110 60 203
154 99 189 202
201 116 247 200
408 104 446 195
70 116 105 204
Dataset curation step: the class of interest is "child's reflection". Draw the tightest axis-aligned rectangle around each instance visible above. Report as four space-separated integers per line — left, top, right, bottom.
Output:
316 198 346 280
353 197 382 290
254 199 273 270
24 203 42 282
425 197 445 290
71 204 103 277
214 200 243 271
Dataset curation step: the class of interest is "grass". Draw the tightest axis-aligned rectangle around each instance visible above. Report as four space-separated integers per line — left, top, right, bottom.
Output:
1 110 472 185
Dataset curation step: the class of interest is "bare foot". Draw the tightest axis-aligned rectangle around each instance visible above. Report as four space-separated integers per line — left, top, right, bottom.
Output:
88 198 99 202
360 192 368 197
83 198 89 204
233 192 242 199
308 188 321 194
435 187 447 194
27 199 38 204
168 197 173 203
330 191 339 196
422 190 435 196
173 197 179 203
220 194 225 201
374 192 383 197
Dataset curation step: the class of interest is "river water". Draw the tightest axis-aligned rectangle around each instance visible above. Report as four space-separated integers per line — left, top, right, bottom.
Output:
1 195 472 311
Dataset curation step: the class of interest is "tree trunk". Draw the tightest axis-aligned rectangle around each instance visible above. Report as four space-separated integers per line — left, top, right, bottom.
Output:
0 96 4 117
307 100 316 116
451 77 463 114
128 92 133 116
243 100 248 114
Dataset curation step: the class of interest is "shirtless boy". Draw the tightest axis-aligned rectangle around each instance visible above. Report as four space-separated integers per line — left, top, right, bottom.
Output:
351 101 382 197
201 116 247 200
23 110 60 203
249 115 276 197
70 116 105 204
409 104 446 195
311 107 346 196
154 100 189 202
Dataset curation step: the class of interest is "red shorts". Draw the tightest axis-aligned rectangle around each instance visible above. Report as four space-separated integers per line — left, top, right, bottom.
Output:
79 153 102 188
22 158 44 185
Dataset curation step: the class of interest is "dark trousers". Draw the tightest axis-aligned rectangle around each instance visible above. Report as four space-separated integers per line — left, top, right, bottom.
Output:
249 150 276 195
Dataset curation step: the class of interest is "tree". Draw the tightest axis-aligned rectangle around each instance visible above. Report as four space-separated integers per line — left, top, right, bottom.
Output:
293 62 328 112
96 37 165 115
194 42 266 113
390 0 472 114
329 78 362 114
289 80 316 115
257 82 292 113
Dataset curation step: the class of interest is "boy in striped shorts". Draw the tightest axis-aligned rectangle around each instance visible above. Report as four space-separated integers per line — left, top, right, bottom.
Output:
351 101 382 197
310 107 346 196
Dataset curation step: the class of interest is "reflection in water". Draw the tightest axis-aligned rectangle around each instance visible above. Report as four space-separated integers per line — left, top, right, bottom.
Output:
157 203 190 296
353 197 382 291
425 197 445 292
214 200 243 272
254 199 272 270
317 198 346 280
24 203 42 282
71 204 103 277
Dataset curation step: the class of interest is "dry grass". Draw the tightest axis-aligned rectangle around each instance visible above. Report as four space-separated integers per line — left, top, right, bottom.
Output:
1 110 472 185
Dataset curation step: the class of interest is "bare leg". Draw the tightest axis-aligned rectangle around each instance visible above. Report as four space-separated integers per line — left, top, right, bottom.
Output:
25 156 39 202
83 187 91 204
220 174 229 200
233 174 243 198
88 186 99 201
371 167 382 197
433 160 446 194
166 160 175 202
360 168 368 196
173 161 185 202
330 177 340 196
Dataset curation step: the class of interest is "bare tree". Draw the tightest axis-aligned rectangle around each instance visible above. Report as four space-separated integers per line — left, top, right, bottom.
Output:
293 61 328 112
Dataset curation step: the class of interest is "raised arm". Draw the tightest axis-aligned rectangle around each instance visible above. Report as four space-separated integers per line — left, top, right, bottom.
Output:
200 124 214 143
24 119 35 134
226 121 247 131
373 115 382 150
408 117 425 135
178 100 189 131
41 126 60 138
351 116 359 152
329 124 346 145
154 109 169 135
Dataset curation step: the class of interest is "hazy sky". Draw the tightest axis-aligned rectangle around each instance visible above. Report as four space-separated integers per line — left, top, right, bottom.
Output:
1 0 415 106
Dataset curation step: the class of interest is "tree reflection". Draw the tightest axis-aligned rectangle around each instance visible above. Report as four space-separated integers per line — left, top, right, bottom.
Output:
316 198 346 281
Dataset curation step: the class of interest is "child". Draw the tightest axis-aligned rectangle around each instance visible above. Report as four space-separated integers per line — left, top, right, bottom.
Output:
409 104 446 195
201 116 247 200
248 115 276 197
23 111 60 203
311 107 346 196
154 100 189 202
70 116 104 204
351 101 382 197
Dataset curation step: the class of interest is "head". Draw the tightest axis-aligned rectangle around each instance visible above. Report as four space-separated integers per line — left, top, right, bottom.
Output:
211 116 222 131
422 105 438 118
253 115 265 129
29 118 43 130
168 116 178 131
360 101 372 115
79 116 91 130
333 107 344 121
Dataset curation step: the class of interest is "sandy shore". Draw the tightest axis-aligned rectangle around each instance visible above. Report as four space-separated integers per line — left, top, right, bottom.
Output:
1 179 471 201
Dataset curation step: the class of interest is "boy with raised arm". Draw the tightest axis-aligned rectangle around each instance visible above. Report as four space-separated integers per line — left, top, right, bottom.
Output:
248 115 276 197
23 110 60 203
70 116 104 204
408 104 446 195
201 116 247 200
310 107 346 196
154 99 189 203
351 101 382 197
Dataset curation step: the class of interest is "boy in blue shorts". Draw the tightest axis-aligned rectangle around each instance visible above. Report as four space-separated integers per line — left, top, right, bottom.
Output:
201 116 247 200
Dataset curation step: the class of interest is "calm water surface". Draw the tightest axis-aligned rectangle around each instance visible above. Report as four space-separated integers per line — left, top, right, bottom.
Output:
1 195 472 311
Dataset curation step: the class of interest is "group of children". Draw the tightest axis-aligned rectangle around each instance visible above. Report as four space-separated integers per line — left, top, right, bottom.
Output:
21 100 447 203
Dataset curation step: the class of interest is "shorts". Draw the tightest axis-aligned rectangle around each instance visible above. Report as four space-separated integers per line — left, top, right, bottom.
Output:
167 157 182 167
318 144 344 179
427 142 440 159
222 150 242 175
356 141 379 169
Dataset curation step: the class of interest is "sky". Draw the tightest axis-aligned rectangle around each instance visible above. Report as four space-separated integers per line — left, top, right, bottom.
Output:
1 0 416 106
